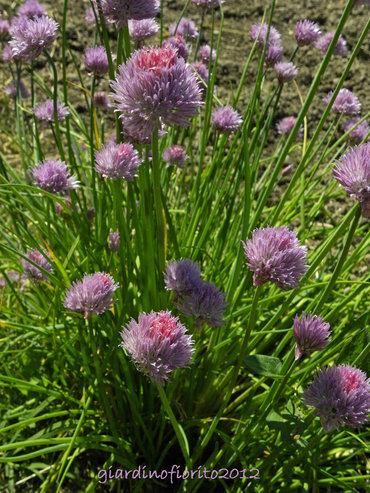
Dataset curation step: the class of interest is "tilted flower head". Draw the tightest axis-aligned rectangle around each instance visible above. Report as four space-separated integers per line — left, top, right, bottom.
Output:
169 17 199 40
34 99 69 122
192 0 221 8
22 249 52 281
163 145 188 168
294 20 321 46
191 61 209 82
32 159 78 193
324 89 361 116
276 115 303 139
162 34 189 60
293 313 331 360
175 281 227 328
212 106 242 133
18 0 46 18
108 231 120 252
164 259 202 294
304 365 370 431
343 118 370 143
250 22 281 48
98 0 159 27
93 91 110 110
0 19 10 39
198 44 216 62
128 18 159 41
111 46 203 142
4 80 30 98
265 43 284 67
9 15 58 61
64 272 118 317
84 46 109 75
120 311 194 383
95 141 141 180
274 61 298 84
243 227 308 289
315 32 348 56
333 143 370 218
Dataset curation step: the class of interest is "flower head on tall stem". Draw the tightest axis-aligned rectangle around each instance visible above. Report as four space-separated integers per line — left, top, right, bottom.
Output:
164 259 202 294
274 62 298 84
162 35 189 60
169 18 199 40
22 249 52 281
0 19 10 40
342 118 369 143
32 159 78 193
293 313 331 360
212 106 243 134
84 46 109 75
128 18 159 41
98 0 160 28
294 20 321 46
315 32 348 56
95 141 141 180
17 0 46 18
324 89 361 116
163 145 188 168
192 0 222 8
34 99 69 122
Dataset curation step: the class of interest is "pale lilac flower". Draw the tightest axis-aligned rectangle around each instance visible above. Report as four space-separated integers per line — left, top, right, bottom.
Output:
98 0 160 28
304 365 370 431
18 0 46 18
4 81 30 98
324 89 361 116
198 44 216 62
64 272 118 317
169 18 199 40
128 18 159 41
0 271 21 288
274 61 298 84
108 231 120 252
162 34 189 60
293 313 331 360
34 99 69 122
84 46 109 75
192 0 221 8
265 44 284 66
294 20 321 46
93 91 110 109
9 15 58 61
164 259 202 294
85 7 96 25
333 143 370 218
250 22 281 48
163 145 188 168
212 106 242 133
111 46 202 142
95 141 141 180
343 118 370 142
276 116 303 139
0 19 10 39
22 249 52 281
2 45 13 62
315 32 348 56
192 61 209 81
120 311 194 383
243 227 308 289
32 159 78 193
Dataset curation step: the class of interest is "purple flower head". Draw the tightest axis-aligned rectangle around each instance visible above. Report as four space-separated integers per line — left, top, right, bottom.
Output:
85 8 96 25
333 143 370 218
93 91 110 110
276 116 303 139
175 281 227 328
293 313 331 360
0 19 10 40
265 43 284 67
95 141 141 180
198 44 216 62
34 99 69 122
64 272 118 317
0 271 21 288
324 89 361 116
108 231 120 252
192 0 221 8
99 0 159 28
243 227 308 289
191 61 209 82
169 17 199 40
18 0 46 18
163 145 188 168
128 18 159 41
111 46 203 142
304 365 370 431
343 118 369 143
9 15 58 61
120 311 194 383
84 46 109 75
250 22 282 48
294 20 321 46
3 44 13 62
32 159 78 194
162 34 189 60
274 61 298 84
315 32 348 56
22 249 52 281
164 259 202 294
212 106 242 134
4 81 30 98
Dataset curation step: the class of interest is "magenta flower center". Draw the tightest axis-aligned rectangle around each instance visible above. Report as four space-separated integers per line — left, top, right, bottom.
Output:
342 372 361 392
149 313 177 339
135 47 177 74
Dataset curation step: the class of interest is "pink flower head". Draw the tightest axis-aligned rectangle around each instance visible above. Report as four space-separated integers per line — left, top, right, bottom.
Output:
212 106 242 133
84 46 109 75
120 311 194 383
315 32 348 56
243 227 308 289
34 99 69 122
111 46 202 142
85 8 96 25
95 141 141 180
274 61 298 84
324 89 361 116
32 159 78 193
64 272 118 317
169 17 199 40
294 20 321 46
342 118 369 143
22 249 52 281
128 18 159 41
162 34 189 60
198 44 216 63
304 365 370 431
163 145 188 168
293 313 331 360
98 0 160 28
17 0 46 18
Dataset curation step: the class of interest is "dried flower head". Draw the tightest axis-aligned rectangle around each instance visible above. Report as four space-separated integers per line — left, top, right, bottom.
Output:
98 0 160 28
169 17 199 40
162 34 189 60
111 46 202 142
108 231 120 252
128 18 159 41
32 159 78 193
304 365 370 431
163 145 188 168
294 20 321 46
243 227 308 289
120 311 194 383
84 46 109 75
34 99 69 122
342 118 369 143
64 272 118 317
293 313 331 360
324 89 361 116
164 259 202 294
95 141 141 180
22 249 52 281
315 32 348 56
274 62 298 84
212 106 242 133
93 91 110 110
198 44 216 62
18 0 46 18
